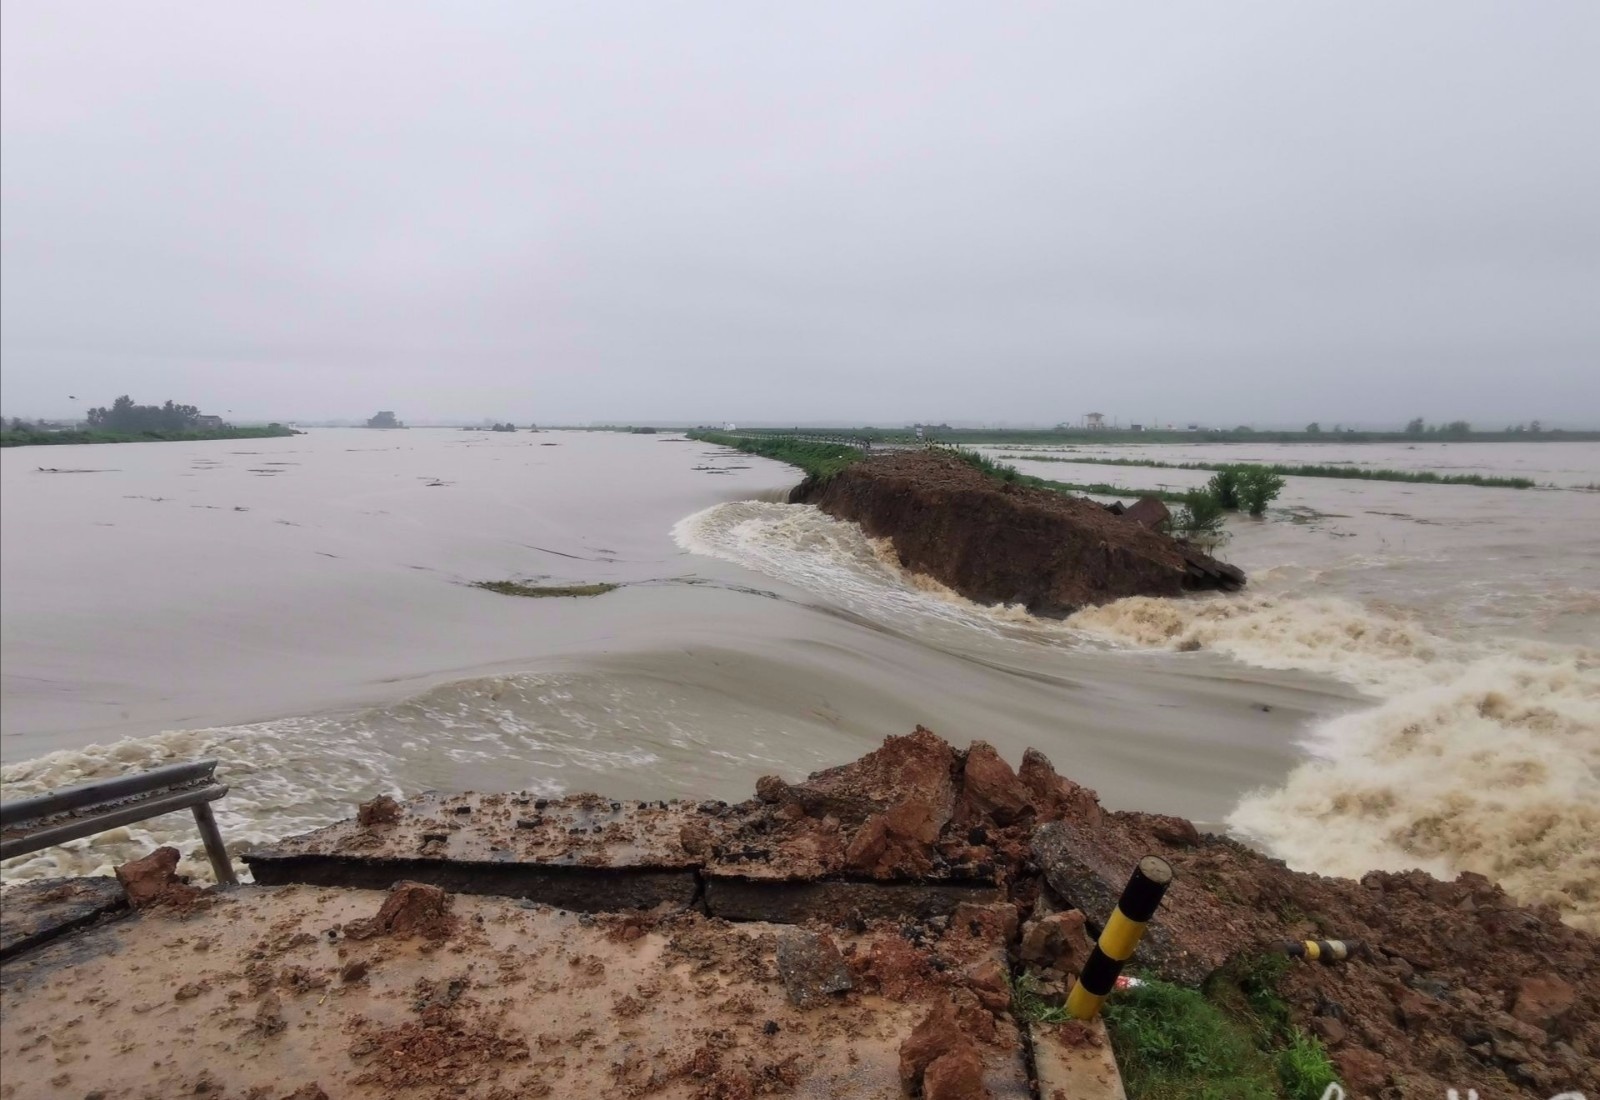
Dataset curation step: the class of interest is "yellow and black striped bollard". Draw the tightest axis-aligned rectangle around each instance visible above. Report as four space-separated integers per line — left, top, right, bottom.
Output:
1282 939 1360 964
1065 855 1173 1021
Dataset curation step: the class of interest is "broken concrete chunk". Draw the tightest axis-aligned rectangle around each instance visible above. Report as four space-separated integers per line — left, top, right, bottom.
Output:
1019 909 1091 976
1123 496 1171 530
1032 820 1219 985
114 846 182 909
775 928 853 1007
355 795 403 826
678 821 716 858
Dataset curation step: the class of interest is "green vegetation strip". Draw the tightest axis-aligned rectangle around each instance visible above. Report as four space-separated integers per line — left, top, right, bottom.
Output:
1 426 297 447
686 430 863 480
473 581 618 598
1010 954 1338 1100
728 425 1600 445
992 453 1535 489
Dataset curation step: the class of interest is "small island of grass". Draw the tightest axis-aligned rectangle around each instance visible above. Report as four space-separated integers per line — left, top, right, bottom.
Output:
473 580 619 598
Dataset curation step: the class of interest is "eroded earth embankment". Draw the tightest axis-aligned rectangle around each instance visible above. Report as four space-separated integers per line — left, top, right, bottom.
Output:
790 450 1243 615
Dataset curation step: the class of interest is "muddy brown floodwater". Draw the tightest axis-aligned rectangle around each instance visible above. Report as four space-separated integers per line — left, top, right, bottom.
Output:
2 431 1596 935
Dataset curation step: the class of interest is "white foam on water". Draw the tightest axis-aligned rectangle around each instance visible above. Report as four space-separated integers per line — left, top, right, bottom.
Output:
672 501 1055 640
1071 593 1600 930
0 671 701 883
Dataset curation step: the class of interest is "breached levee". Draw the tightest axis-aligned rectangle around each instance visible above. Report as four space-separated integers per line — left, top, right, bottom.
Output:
789 449 1243 615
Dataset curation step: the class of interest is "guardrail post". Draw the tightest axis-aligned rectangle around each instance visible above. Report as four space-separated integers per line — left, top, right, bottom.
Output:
1065 855 1172 1020
191 802 238 886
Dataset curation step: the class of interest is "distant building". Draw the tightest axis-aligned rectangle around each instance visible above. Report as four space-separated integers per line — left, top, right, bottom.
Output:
1085 413 1106 430
1129 423 1144 432
194 414 227 429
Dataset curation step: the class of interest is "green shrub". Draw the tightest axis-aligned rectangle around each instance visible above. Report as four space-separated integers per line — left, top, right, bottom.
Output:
1207 468 1243 510
1173 489 1228 544
1237 467 1286 516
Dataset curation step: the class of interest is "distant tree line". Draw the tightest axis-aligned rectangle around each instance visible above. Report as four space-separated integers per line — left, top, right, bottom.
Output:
85 395 213 433
1403 418 1475 439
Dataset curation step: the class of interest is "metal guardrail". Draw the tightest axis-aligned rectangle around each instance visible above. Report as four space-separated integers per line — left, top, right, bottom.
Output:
1 759 238 886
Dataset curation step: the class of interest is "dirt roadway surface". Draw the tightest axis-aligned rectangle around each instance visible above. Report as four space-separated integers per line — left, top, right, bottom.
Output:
0 883 1030 1100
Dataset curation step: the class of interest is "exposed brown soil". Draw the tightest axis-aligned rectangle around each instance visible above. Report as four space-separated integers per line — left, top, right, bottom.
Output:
791 450 1243 614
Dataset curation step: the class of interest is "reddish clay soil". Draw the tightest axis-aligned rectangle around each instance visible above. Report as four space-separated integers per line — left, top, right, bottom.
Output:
791 450 1243 614
748 729 1598 1099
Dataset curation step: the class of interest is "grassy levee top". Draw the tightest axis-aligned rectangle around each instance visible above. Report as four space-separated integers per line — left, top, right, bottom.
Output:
687 430 1194 503
687 430 864 480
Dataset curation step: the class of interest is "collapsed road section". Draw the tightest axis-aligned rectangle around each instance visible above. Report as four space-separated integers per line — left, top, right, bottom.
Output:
3 729 1595 1099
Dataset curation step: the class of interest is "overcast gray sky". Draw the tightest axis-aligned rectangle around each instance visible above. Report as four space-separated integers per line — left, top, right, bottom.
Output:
3 2 1597 426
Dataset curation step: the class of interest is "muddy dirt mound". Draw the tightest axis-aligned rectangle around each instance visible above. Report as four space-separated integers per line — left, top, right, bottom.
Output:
345 881 458 941
791 449 1242 614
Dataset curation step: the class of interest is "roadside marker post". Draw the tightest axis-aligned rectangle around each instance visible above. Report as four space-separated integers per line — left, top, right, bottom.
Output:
1066 855 1173 1020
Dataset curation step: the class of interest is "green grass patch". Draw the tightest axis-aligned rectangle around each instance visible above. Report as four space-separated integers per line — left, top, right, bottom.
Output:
1104 980 1281 1100
994 453 1535 489
473 581 618 598
1099 956 1340 1100
1008 971 1070 1025
1275 1030 1339 1100
686 430 864 481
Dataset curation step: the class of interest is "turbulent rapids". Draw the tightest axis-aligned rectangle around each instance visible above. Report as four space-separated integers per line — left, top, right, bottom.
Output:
678 498 1600 932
